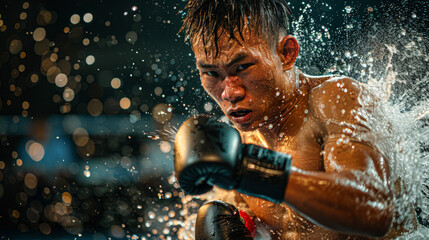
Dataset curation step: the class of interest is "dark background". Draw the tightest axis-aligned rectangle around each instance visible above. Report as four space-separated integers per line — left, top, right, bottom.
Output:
0 0 427 239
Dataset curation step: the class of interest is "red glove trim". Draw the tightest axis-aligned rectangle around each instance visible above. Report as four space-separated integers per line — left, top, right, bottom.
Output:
239 210 255 237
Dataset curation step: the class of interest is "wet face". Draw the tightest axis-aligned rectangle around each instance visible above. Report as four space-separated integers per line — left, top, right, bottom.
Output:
192 30 298 132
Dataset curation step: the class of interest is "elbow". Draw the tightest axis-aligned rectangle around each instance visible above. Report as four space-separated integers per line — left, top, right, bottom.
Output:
363 196 395 238
372 210 394 238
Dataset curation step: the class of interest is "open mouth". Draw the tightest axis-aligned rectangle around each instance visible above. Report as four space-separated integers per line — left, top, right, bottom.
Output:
229 109 253 123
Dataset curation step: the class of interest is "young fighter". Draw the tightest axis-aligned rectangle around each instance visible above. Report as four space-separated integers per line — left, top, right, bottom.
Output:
174 0 415 239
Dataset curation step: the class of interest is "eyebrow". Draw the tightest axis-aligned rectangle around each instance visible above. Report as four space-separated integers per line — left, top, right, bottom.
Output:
197 52 249 69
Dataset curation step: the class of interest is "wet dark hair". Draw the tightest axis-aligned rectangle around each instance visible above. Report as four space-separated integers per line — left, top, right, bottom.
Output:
180 0 292 56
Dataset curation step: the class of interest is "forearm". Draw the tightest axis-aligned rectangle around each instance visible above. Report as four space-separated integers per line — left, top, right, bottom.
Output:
284 167 394 237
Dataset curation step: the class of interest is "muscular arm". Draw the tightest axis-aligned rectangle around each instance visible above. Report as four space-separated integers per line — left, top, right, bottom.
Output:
283 78 394 237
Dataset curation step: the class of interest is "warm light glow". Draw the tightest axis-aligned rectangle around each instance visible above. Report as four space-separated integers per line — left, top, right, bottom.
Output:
33 27 46 41
24 173 38 189
73 128 89 147
55 73 68 87
70 14 80 24
63 88 75 102
26 141 45 162
119 97 131 110
30 74 39 83
9 39 23 54
87 99 103 116
152 103 172 123
62 192 72 204
160 141 171 153
22 101 29 109
111 78 121 89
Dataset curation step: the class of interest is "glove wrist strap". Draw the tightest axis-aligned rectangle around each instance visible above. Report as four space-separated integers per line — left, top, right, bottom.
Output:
235 144 292 203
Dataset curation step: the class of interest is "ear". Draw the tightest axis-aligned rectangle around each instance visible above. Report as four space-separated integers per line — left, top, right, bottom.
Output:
277 35 299 71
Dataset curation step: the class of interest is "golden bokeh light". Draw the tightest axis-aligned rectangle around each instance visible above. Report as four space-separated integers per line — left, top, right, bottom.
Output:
119 97 131 110
60 103 72 114
9 39 23 54
46 66 60 83
24 173 38 189
62 192 72 205
12 210 20 218
37 10 52 25
82 38 90 46
152 103 173 123
50 53 58 62
55 73 68 87
160 141 171 153
87 99 103 116
63 88 75 102
70 14 80 24
33 27 46 41
78 139 95 157
22 101 29 109
39 223 51 235
73 128 89 147
111 78 121 89
154 87 163 96
26 141 45 162
18 64 25 72
19 12 27 20
16 159 23 166
30 74 39 83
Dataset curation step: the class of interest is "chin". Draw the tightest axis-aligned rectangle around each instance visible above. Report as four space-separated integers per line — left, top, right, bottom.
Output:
232 121 258 132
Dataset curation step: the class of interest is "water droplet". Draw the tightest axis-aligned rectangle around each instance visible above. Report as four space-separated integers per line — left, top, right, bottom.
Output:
345 6 352 13
345 51 351 58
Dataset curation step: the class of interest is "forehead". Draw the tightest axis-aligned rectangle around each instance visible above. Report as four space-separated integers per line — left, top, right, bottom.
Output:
191 28 273 63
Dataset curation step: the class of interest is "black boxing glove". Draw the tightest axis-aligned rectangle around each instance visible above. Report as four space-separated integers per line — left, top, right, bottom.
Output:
195 200 253 240
174 115 292 203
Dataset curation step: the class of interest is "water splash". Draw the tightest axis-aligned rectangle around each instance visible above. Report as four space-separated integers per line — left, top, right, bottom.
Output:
145 123 178 142
358 43 429 230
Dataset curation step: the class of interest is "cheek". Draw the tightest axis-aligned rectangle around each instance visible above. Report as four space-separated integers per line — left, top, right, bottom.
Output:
201 79 224 100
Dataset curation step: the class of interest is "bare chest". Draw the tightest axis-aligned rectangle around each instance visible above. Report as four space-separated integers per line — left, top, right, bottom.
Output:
240 123 340 239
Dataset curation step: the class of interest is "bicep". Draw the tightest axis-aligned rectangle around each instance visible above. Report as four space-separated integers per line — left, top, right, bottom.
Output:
323 137 389 182
309 78 390 180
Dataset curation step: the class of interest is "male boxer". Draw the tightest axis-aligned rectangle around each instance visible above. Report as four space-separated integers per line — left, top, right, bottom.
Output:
174 0 414 239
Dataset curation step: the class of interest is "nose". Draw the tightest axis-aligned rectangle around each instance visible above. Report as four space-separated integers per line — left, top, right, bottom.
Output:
221 76 245 103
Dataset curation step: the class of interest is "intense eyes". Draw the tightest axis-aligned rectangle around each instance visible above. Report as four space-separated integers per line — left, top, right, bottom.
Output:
205 71 219 77
236 63 253 72
202 63 253 78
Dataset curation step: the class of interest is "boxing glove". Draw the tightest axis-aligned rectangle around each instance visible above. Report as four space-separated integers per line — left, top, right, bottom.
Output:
174 115 292 203
195 200 253 240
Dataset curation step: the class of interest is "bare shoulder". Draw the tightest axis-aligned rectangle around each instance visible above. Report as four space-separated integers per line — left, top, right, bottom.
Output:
308 77 363 124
